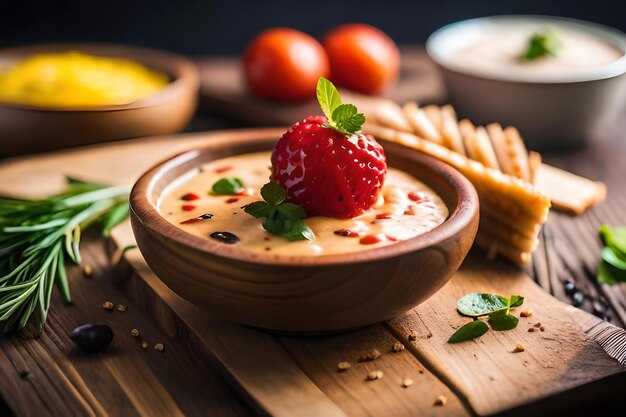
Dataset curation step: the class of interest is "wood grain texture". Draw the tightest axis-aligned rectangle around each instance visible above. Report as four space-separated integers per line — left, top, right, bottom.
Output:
1 129 625 417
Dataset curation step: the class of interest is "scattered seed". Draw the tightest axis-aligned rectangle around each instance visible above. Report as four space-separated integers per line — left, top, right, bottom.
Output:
513 343 525 353
408 331 418 341
154 342 165 352
356 349 381 362
563 279 577 295
520 310 533 317
82 264 93 278
366 370 383 381
434 394 448 406
117 305 127 312
534 322 542 328
337 361 351 372
528 327 535 332
19 371 30 379
391 342 405 353
540 326 545 332
402 378 414 388
572 291 585 307
130 328 140 337
102 301 114 311
141 341 149 349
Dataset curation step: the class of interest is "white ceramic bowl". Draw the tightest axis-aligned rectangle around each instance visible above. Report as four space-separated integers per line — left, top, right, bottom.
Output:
427 15 626 150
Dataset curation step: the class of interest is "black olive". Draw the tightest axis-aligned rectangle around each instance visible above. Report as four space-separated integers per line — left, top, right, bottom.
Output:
209 231 240 244
571 291 585 307
563 279 577 295
70 324 114 353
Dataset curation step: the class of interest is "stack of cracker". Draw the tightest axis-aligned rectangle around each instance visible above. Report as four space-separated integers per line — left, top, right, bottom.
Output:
358 100 551 265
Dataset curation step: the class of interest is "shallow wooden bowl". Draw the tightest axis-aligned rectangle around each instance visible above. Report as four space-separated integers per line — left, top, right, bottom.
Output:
0 43 199 157
129 132 479 333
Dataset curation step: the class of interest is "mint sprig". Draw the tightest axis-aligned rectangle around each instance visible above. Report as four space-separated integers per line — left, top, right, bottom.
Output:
212 177 244 195
316 77 365 135
449 293 525 343
520 29 562 61
597 224 626 284
244 182 314 241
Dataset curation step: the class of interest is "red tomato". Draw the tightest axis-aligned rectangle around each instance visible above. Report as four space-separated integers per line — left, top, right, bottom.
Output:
244 28 330 102
324 24 400 94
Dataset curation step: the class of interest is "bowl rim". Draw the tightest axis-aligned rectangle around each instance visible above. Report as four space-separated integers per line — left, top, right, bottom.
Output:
0 42 199 112
129 132 479 267
426 15 626 84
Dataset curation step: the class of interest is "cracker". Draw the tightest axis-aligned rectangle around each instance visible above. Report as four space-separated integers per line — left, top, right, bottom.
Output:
402 102 445 145
469 126 500 170
503 126 531 182
423 105 443 130
355 96 413 132
475 230 531 266
486 123 517 178
479 210 539 253
528 151 542 184
439 105 466 155
535 163 607 215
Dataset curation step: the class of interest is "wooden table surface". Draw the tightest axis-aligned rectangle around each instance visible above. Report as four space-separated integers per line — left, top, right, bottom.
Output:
1 50 625 417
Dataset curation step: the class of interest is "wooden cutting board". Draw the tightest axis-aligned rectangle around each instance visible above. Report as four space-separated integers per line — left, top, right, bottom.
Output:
0 129 625 417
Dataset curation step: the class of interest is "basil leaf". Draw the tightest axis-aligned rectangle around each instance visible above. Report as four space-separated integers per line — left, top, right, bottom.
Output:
276 203 307 221
212 178 244 195
520 29 561 61
244 201 272 218
508 295 524 309
599 225 626 259
332 104 365 134
281 220 315 241
448 320 489 344
260 181 286 206
456 293 509 317
316 77 342 120
597 260 626 285
601 246 626 270
488 313 519 331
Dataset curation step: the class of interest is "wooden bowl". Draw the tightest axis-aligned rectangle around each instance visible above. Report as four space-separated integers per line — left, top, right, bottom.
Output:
0 43 199 157
129 132 479 333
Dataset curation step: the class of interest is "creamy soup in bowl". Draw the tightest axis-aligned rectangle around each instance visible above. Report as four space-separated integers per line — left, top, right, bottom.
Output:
158 151 448 256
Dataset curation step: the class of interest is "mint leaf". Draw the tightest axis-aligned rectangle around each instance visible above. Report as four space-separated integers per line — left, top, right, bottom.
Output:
212 178 244 195
598 260 626 285
456 293 509 317
332 104 365 134
260 181 286 206
316 77 342 120
599 225 626 259
244 201 272 218
245 182 314 242
448 320 489 343
508 295 524 309
520 29 562 61
488 313 519 331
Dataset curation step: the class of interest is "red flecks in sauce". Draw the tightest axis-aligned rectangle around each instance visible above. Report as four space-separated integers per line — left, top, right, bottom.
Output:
225 197 239 204
408 191 427 202
215 166 233 174
181 192 200 201
404 206 417 216
334 229 360 237
360 234 386 245
376 212 392 220
237 188 253 196
180 213 214 224
385 234 399 242
182 204 196 211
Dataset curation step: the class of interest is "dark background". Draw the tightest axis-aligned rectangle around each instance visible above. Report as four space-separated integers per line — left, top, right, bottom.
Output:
1 0 625 56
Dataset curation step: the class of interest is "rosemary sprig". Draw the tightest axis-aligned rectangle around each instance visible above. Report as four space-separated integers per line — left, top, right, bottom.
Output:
0 177 129 334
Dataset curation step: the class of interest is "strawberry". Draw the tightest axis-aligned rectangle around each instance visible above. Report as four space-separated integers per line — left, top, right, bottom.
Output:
271 114 386 218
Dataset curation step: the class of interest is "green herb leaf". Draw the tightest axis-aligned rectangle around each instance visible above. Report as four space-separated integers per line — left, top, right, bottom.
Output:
260 181 286 206
508 295 524 309
244 201 272 218
332 104 366 135
316 77 342 120
448 320 489 343
520 29 562 61
598 260 626 285
245 182 314 242
601 246 626 270
212 178 244 195
488 313 519 331
456 293 509 317
599 224 626 259
315 77 365 135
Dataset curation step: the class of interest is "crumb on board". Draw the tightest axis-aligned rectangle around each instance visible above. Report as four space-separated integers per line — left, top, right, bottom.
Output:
528 327 535 332
366 370 384 381
540 325 545 332
391 342 405 352
154 342 165 352
130 328 140 337
534 322 542 328
102 301 114 311
337 361 351 372
520 309 533 317
141 341 149 349
402 378 413 388
82 264 93 278
408 331 418 341
117 305 127 312
434 394 447 406
356 349 381 362
513 343 525 353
